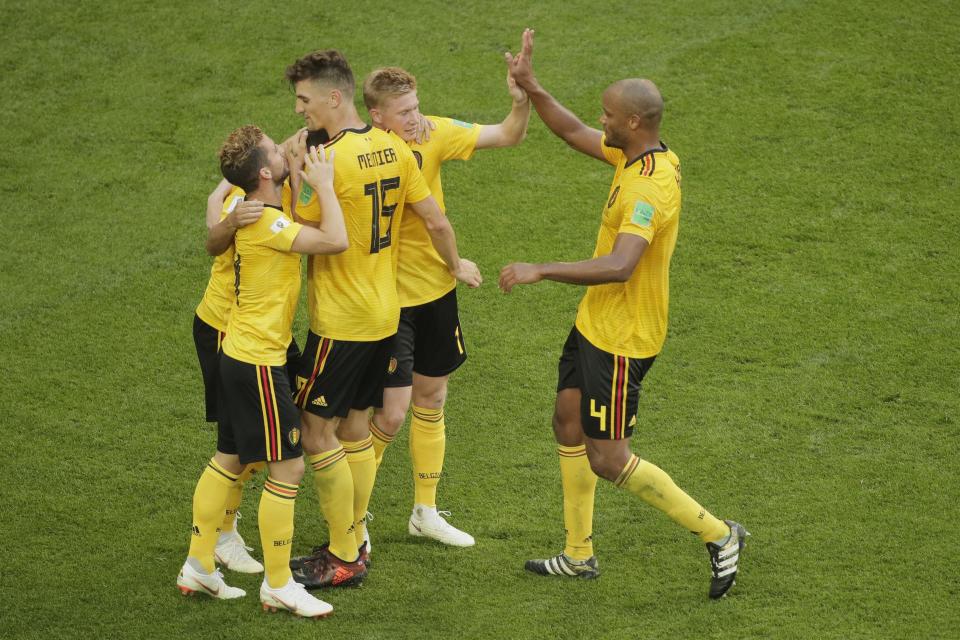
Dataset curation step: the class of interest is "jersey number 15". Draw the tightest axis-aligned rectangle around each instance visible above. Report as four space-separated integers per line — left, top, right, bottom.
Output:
365 177 400 254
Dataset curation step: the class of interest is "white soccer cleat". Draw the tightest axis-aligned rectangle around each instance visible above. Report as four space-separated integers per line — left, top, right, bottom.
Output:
177 559 246 599
363 511 373 553
260 577 334 618
408 504 475 547
215 528 264 574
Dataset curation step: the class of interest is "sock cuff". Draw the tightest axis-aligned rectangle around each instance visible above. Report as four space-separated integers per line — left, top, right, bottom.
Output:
207 459 240 485
369 420 395 444
263 477 298 501
411 405 444 424
308 447 346 472
614 454 641 488
558 444 587 458
341 436 374 455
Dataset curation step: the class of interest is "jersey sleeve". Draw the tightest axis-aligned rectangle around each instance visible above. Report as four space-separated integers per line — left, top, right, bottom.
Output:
599 135 623 166
220 187 246 220
433 116 482 162
248 210 303 252
397 142 432 203
616 184 662 243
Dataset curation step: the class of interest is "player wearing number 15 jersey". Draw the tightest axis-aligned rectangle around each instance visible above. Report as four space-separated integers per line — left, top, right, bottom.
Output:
280 50 482 589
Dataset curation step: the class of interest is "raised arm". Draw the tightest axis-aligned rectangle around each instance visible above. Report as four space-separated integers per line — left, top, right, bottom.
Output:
505 28 605 161
290 146 348 255
475 67 531 149
406 195 482 287
499 233 647 292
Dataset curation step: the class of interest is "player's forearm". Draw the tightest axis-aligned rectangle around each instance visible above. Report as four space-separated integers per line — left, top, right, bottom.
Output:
206 179 232 229
539 254 634 285
205 218 236 256
495 99 531 147
524 83 587 146
424 216 461 272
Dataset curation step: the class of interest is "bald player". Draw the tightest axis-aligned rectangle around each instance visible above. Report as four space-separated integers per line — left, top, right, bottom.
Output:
500 29 749 599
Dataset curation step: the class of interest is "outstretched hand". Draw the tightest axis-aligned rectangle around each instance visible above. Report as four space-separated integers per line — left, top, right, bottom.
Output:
504 28 536 90
499 262 542 293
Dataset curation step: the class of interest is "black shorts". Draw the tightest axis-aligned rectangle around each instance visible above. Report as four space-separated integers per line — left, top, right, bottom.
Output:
217 353 303 464
294 331 393 418
193 315 226 422
385 288 466 388
557 326 656 440
193 315 301 423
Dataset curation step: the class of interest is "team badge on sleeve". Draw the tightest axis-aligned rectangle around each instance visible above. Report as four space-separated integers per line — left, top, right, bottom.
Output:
631 201 655 227
270 215 291 234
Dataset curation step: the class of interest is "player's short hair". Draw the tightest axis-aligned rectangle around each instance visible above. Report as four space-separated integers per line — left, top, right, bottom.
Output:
218 125 265 193
362 67 417 110
286 50 355 96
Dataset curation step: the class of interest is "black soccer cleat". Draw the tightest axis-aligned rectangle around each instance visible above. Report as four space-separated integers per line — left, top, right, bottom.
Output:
524 553 600 579
707 520 750 599
292 547 367 589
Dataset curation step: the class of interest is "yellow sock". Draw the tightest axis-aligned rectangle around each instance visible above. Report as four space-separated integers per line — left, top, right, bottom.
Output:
342 436 377 548
559 445 598 560
308 448 358 561
369 419 395 469
615 454 729 543
220 462 263 533
259 477 298 588
188 459 238 573
410 405 445 507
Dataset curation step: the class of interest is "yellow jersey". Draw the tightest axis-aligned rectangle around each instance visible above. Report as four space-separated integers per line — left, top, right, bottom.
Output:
222 203 304 366
395 116 482 307
297 125 431 341
195 184 294 332
195 188 245 331
575 137 682 359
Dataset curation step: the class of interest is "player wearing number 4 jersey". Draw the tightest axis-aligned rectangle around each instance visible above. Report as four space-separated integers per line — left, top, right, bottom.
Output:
177 125 346 619
500 29 749 599
280 50 481 589
361 64 529 546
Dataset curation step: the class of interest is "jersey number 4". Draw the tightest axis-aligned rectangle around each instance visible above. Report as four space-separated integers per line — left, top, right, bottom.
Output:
365 177 400 253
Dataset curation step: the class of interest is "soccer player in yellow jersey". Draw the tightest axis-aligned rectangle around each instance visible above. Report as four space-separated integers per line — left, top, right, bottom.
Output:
360 65 529 546
280 50 482 588
177 125 348 618
500 29 749 599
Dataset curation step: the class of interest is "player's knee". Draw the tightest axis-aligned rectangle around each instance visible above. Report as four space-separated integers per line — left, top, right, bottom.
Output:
412 380 447 409
376 407 407 433
586 452 620 482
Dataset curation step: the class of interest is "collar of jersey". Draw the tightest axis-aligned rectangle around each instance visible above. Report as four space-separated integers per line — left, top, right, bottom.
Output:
624 141 668 169
326 124 373 146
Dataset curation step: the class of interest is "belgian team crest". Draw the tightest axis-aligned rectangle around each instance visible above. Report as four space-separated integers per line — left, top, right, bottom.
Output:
288 428 301 447
388 357 398 374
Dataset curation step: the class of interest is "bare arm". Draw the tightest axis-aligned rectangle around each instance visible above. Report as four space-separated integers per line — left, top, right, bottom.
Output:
290 146 348 255
475 68 531 149
505 28 605 160
406 196 482 287
499 233 647 292
204 181 263 256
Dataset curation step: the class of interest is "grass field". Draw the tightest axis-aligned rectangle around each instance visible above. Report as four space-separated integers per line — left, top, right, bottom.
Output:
2 1 959 638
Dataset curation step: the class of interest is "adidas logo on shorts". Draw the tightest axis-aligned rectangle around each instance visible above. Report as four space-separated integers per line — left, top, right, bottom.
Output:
312 395 328 407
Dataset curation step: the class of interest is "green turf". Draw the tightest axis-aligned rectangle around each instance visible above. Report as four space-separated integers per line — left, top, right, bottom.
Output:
2 1 958 638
